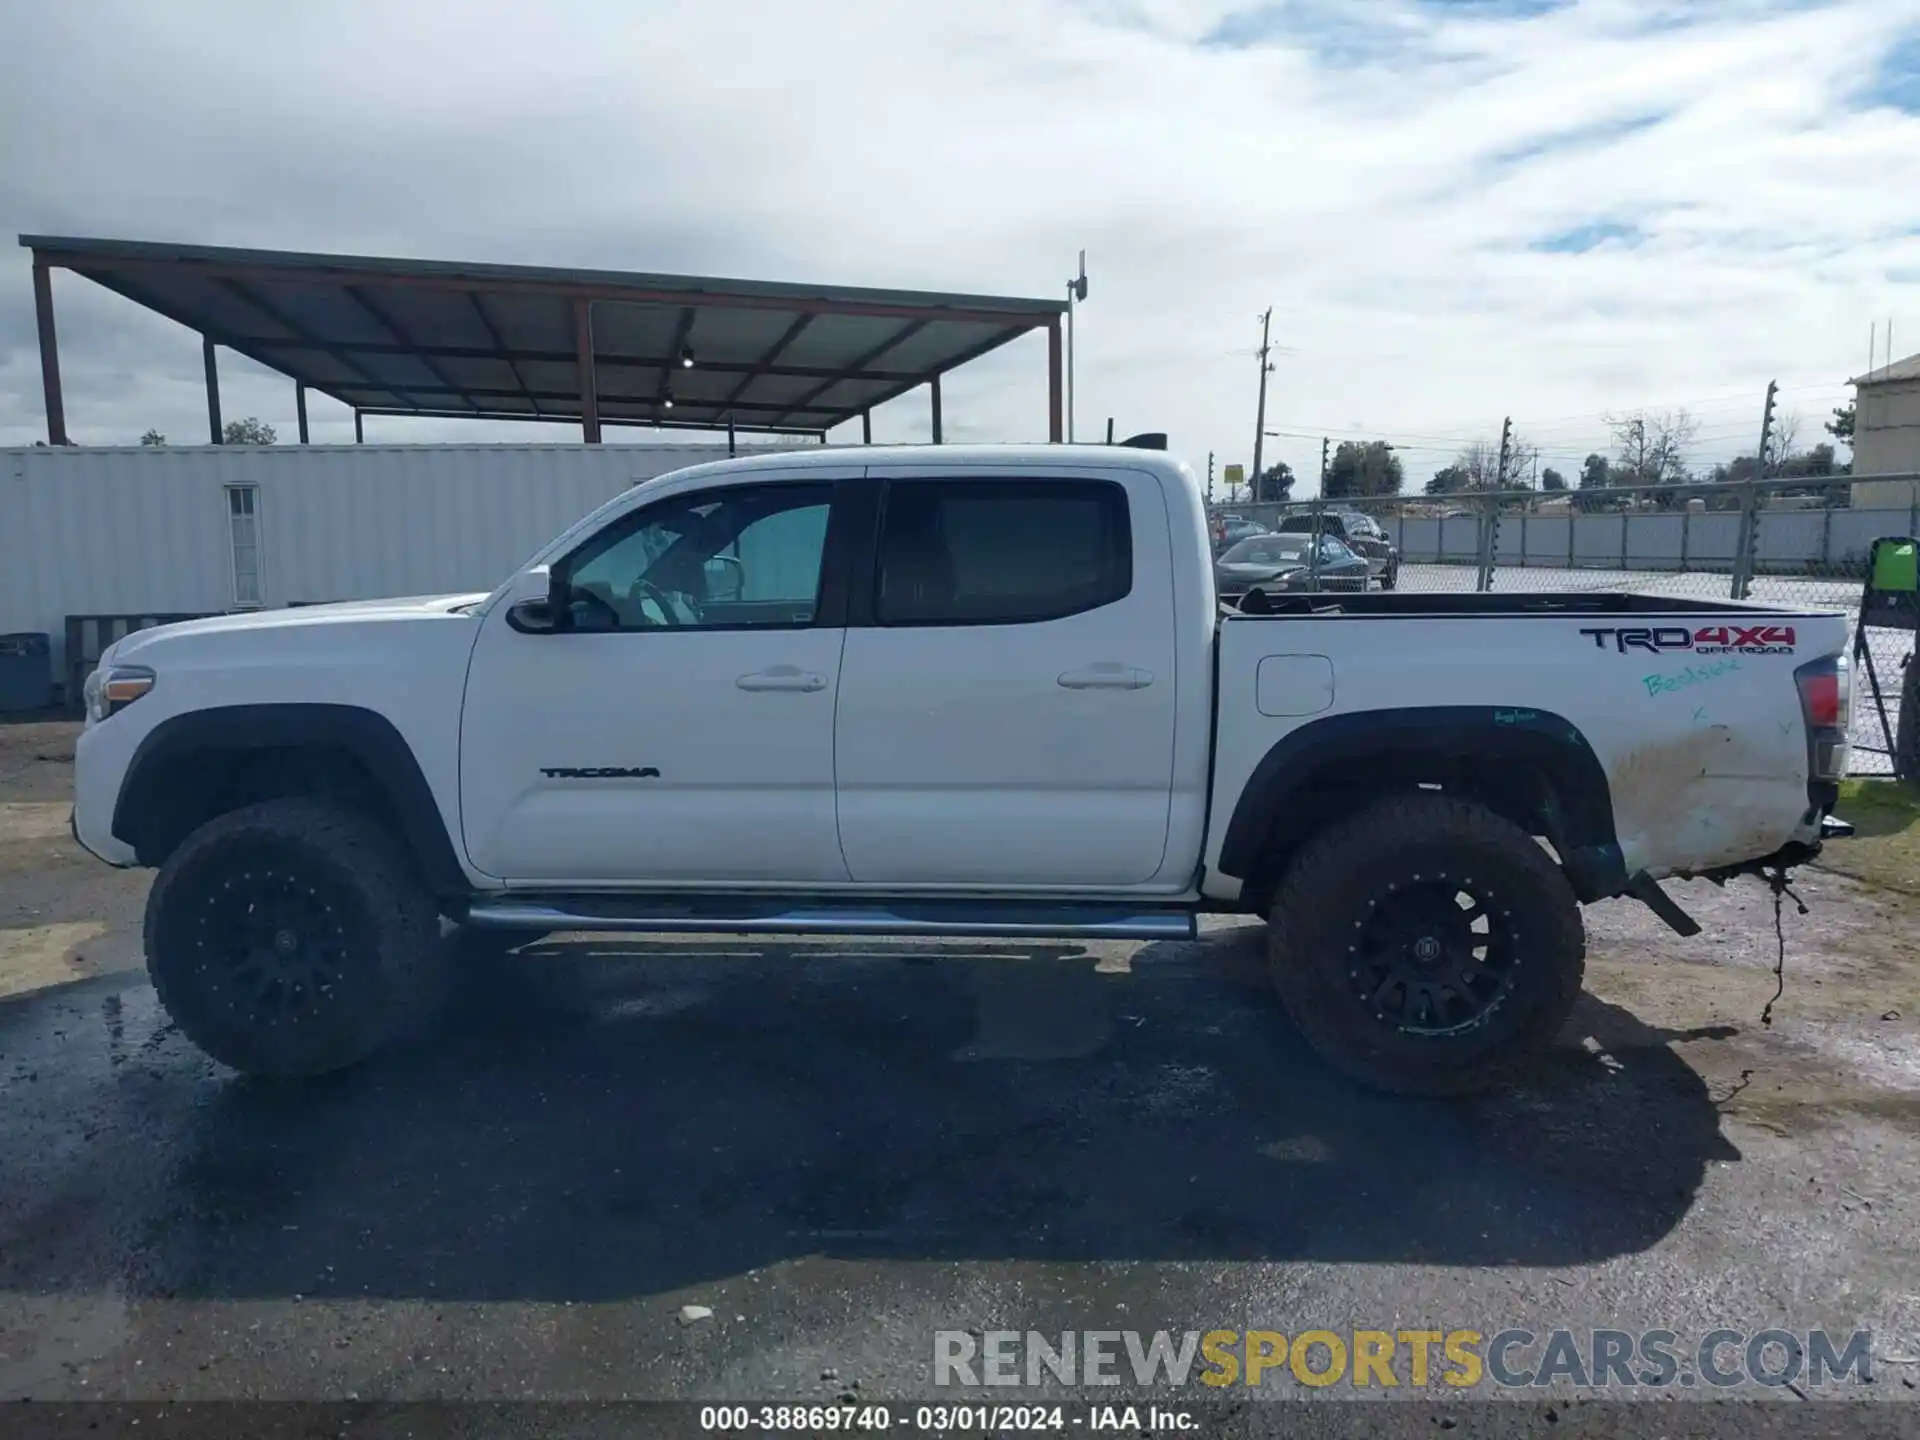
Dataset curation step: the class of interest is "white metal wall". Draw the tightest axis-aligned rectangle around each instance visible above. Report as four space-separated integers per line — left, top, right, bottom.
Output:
0 442 759 682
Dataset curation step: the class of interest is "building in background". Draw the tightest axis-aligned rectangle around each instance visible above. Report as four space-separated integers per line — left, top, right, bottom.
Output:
1851 351 1920 510
0 441 756 699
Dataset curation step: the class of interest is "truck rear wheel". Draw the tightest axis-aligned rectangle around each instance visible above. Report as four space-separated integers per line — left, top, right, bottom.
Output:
144 797 440 1077
1266 793 1585 1096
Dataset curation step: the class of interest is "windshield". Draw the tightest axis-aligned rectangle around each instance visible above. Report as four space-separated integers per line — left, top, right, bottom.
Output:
1220 536 1312 566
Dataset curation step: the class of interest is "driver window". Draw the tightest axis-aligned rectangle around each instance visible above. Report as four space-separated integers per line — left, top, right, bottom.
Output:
561 482 833 631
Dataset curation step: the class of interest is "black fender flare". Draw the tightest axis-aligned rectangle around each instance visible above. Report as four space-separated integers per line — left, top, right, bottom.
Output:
113 703 471 898
1216 705 1627 902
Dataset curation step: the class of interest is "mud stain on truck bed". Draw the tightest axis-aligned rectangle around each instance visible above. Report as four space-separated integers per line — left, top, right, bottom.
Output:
1605 726 1804 875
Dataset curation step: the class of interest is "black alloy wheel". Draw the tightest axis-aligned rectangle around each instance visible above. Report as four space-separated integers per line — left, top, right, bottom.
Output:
1348 875 1521 1036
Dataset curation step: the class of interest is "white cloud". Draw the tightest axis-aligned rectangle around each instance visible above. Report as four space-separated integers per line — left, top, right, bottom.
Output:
1 0 1916 486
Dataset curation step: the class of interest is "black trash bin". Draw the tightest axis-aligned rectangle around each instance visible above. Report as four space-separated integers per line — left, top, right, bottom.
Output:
0 633 55 713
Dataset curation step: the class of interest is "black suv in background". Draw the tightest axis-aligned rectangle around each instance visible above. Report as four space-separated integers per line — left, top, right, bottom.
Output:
1276 509 1399 589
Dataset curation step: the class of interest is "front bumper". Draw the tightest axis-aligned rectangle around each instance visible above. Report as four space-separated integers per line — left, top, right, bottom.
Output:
72 718 141 867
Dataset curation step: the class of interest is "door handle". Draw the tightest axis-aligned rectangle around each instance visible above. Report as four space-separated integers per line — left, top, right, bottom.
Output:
736 666 828 693
1057 664 1154 690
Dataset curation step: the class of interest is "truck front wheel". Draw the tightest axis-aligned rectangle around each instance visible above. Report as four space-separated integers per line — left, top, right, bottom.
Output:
144 797 441 1077
1266 793 1585 1096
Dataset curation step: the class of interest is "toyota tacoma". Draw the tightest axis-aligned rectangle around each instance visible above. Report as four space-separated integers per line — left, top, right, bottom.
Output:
72 445 1854 1094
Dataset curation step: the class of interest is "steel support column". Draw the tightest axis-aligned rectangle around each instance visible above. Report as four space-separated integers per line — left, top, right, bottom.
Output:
32 259 68 445
1046 318 1064 442
295 382 310 443
203 336 223 444
930 374 943 444
727 415 737 456
861 409 872 445
573 297 600 443
354 410 364 444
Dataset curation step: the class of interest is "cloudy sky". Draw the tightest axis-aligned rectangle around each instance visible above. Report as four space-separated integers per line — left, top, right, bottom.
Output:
2 0 1916 492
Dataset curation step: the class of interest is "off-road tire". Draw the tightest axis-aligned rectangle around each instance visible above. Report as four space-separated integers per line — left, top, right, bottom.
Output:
144 797 440 1077
1266 792 1585 1097
1897 651 1918 784
1380 563 1398 591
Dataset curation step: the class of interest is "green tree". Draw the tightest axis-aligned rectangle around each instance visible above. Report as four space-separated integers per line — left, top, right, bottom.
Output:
139 429 166 446
1255 461 1295 502
1826 401 1854 446
1324 440 1403 498
1574 453 1611 512
223 416 277 445
1540 466 1567 491
1426 463 1471 495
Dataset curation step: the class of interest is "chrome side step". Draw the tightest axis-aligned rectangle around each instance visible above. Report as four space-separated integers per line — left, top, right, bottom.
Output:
463 895 1198 942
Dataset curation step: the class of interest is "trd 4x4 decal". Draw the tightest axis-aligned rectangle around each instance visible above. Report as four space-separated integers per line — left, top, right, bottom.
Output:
1578 625 1797 657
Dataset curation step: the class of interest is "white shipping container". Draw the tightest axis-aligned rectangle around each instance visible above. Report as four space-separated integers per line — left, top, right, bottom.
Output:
0 442 786 690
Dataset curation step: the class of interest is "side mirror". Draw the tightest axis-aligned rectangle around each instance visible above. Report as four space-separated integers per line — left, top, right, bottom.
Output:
503 565 562 634
703 553 746 603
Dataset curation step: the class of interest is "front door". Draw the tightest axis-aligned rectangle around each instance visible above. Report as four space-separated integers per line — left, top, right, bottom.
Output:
460 477 850 886
833 470 1179 888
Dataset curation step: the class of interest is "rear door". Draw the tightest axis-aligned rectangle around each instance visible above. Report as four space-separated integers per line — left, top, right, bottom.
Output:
832 466 1179 888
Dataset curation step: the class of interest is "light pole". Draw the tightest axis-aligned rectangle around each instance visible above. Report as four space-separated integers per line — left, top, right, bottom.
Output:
1066 251 1087 442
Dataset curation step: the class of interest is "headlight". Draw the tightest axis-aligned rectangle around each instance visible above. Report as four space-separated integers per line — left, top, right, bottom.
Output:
85 665 155 723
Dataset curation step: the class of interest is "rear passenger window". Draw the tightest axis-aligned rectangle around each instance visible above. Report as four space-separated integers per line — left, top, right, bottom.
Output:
873 480 1132 625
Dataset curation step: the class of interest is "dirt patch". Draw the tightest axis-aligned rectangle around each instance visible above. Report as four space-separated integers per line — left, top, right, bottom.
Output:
0 720 150 996
1580 868 1920 1137
1817 778 1920 895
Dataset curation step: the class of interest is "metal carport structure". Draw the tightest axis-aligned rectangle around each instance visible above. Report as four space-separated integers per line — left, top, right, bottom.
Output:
21 236 1068 449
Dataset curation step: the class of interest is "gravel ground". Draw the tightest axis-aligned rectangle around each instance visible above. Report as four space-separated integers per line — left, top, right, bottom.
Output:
3 718 1919 1426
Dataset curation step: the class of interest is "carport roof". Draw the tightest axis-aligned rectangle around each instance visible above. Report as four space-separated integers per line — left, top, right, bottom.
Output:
21 235 1067 439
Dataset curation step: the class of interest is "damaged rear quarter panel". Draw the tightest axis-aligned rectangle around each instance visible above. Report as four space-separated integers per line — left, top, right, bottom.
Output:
1592 621 1842 876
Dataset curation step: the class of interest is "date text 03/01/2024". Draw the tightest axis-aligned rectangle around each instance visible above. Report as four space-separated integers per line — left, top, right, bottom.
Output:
699 1404 1197 1433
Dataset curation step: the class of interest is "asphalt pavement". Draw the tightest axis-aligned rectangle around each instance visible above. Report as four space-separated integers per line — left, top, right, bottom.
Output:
5 901 1920 1412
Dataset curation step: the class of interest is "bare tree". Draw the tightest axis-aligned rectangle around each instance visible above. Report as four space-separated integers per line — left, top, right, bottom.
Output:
1604 408 1697 487
1448 433 1537 489
1454 439 1503 488
1766 411 1801 472
1506 436 1539 489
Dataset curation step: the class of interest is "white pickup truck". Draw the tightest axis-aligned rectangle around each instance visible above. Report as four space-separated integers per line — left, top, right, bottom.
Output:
72 444 1855 1094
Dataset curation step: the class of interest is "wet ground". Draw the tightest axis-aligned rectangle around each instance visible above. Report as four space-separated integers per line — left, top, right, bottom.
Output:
4 718 1920 1411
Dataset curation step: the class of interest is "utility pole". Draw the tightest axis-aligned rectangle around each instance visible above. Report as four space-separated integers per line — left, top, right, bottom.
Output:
1066 251 1088 443
1206 451 1216 505
1495 415 1513 487
1319 437 1329 494
1250 307 1274 495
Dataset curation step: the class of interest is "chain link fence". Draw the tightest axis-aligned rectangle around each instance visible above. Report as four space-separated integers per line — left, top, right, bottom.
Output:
1209 475 1920 775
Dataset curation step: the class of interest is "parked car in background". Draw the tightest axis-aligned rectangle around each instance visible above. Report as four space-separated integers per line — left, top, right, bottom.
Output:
1277 510 1399 589
1211 513 1269 555
1214 533 1371 600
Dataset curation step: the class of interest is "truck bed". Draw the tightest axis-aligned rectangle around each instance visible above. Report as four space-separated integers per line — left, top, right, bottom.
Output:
1205 595 1850 896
